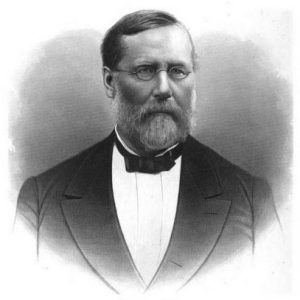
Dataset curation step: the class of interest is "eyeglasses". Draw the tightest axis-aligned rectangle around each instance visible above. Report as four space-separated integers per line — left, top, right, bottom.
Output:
114 65 191 81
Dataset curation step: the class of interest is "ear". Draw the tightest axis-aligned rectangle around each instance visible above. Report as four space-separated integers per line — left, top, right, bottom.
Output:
103 66 116 98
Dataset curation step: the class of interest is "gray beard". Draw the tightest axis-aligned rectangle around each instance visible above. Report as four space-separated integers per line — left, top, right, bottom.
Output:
112 97 193 152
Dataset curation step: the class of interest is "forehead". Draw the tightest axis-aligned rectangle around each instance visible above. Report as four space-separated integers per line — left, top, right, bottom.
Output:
119 25 193 67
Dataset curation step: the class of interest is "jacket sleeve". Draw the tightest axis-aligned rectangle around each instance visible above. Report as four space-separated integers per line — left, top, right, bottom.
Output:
14 177 39 230
251 177 286 292
13 177 40 260
11 178 47 298
252 177 281 239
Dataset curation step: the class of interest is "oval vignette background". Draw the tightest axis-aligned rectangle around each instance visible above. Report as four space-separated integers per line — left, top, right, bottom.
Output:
9 11 291 231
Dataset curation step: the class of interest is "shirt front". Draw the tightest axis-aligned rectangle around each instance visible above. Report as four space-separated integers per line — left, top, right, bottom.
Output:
112 130 181 286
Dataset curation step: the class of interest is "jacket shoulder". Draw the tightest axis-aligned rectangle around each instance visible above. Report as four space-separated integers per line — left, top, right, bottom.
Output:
16 133 114 215
186 135 256 181
187 136 279 232
35 133 113 188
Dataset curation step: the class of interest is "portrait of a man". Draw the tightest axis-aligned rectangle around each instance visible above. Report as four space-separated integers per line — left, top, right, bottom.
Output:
10 6 290 299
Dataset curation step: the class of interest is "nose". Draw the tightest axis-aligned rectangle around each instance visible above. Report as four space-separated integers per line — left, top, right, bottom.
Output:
153 70 172 100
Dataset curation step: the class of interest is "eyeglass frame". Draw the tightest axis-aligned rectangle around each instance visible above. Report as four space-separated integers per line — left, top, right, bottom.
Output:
112 65 192 81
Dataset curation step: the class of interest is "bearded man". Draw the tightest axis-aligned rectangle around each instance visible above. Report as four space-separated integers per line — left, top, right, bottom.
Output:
14 10 280 296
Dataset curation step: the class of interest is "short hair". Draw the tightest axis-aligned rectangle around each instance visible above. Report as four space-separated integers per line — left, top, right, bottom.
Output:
101 10 196 70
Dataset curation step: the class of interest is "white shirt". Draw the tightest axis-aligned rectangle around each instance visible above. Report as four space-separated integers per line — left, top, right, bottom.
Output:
112 130 181 286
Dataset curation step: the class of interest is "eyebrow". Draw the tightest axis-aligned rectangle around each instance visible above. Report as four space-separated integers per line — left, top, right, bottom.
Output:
134 60 188 68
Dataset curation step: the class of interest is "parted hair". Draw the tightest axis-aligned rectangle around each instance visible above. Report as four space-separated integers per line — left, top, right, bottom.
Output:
101 10 196 70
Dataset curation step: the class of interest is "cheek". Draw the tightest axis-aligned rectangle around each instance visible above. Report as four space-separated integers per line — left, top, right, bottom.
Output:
174 82 195 109
117 80 151 105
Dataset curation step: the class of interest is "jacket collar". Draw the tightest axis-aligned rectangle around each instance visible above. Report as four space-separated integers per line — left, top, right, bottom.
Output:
64 132 223 199
183 135 223 198
64 131 115 198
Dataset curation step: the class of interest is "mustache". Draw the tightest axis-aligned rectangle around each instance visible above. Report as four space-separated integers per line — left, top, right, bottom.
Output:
138 103 184 122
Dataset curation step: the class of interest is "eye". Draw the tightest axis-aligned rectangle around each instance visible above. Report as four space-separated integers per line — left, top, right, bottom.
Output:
136 66 154 75
135 66 155 80
169 66 189 79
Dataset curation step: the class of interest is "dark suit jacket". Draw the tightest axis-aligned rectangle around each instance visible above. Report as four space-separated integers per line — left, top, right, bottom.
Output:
15 131 279 295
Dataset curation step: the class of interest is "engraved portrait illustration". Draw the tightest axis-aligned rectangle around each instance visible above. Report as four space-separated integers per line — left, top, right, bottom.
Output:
9 3 291 300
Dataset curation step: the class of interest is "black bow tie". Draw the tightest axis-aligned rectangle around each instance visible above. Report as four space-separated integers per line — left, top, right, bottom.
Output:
115 138 183 174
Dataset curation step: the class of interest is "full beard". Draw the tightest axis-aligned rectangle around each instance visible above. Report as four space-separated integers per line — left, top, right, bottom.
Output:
112 95 194 153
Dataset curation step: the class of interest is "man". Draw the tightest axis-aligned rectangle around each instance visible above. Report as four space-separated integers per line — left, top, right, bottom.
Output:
14 10 280 296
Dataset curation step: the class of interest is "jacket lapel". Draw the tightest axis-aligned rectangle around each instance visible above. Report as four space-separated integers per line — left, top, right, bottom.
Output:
148 137 231 292
61 132 145 294
60 133 231 293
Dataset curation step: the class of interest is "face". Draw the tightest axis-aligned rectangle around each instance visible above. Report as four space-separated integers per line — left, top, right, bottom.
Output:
104 25 196 153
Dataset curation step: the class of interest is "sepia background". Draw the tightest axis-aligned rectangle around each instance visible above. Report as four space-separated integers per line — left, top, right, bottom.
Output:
1 0 294 298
